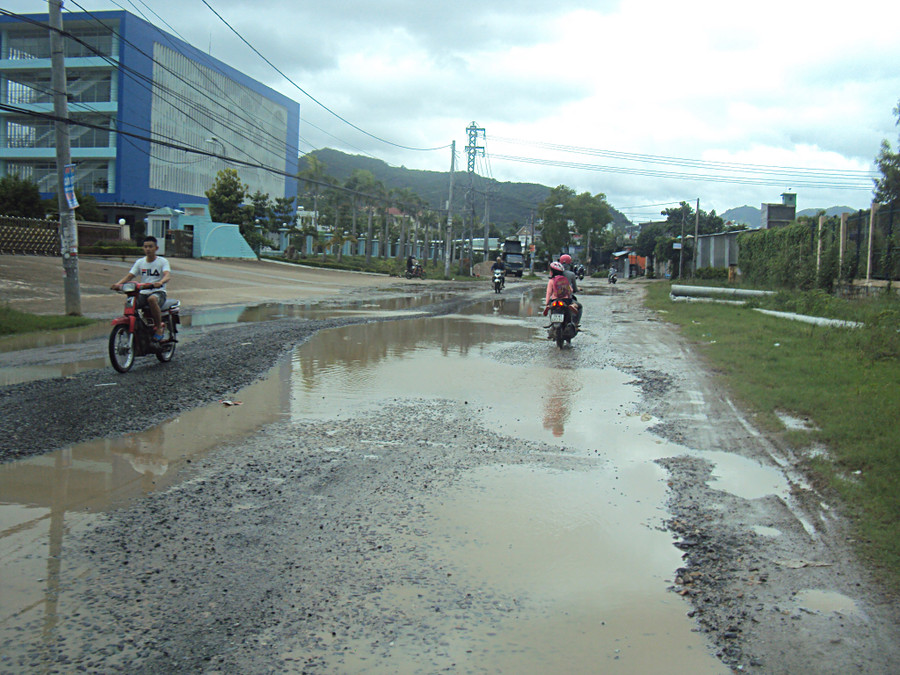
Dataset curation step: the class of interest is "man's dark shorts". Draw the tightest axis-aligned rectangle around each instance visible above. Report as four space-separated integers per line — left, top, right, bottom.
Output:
136 290 166 310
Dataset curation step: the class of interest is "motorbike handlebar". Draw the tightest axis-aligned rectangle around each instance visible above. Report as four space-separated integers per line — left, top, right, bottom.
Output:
113 282 158 293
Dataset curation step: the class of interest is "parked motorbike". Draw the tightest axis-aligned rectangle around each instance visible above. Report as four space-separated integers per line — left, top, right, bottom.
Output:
608 269 617 284
575 264 586 280
492 269 505 293
546 298 578 348
405 264 425 279
109 282 180 373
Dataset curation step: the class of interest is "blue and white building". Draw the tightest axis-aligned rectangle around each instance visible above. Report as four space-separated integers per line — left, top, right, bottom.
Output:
0 10 299 228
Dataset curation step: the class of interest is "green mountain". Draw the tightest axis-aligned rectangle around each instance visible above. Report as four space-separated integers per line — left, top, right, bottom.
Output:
723 204 859 227
304 148 631 233
720 205 761 226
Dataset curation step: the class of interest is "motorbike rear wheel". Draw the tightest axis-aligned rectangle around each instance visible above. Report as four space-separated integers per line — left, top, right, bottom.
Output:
109 324 135 372
555 327 565 349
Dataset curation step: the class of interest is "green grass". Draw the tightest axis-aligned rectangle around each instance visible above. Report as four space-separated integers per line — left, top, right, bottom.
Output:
644 281 900 582
0 305 97 336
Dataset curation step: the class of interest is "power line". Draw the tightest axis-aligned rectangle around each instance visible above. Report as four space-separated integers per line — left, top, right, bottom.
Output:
491 135 875 180
198 0 449 154
490 153 872 190
56 3 295 163
3 6 295 169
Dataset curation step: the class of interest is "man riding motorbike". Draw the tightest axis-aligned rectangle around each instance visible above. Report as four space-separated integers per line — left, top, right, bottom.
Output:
111 235 171 341
490 256 506 288
558 254 582 326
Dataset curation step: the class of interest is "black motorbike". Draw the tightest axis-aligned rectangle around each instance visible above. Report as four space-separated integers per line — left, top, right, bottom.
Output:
405 264 425 279
546 298 578 348
575 264 586 280
608 269 617 284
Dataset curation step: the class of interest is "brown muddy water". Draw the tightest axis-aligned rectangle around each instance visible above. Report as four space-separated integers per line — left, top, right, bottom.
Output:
0 292 801 671
0 293 454 386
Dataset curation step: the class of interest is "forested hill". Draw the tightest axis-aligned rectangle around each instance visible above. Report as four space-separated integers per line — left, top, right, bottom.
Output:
305 148 631 233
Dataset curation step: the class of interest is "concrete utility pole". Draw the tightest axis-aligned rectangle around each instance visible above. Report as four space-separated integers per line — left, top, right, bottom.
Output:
693 198 700 276
483 187 491 264
50 0 81 315
444 141 455 278
529 210 535 275
678 207 686 279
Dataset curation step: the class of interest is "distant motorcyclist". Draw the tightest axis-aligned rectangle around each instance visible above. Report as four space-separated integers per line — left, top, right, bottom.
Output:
558 254 582 325
491 256 506 287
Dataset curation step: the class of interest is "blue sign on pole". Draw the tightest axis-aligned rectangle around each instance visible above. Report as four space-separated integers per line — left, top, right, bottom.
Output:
63 164 79 210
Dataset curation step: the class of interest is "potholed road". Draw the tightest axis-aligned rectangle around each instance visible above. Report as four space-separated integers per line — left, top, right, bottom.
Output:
1 271 898 674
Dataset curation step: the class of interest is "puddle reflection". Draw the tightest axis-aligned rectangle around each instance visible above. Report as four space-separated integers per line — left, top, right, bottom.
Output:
1 293 725 671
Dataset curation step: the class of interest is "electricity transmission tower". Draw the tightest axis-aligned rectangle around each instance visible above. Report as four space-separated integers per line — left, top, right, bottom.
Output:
464 122 484 274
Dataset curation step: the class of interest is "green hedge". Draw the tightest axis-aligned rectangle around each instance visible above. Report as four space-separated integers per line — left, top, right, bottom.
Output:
738 221 838 290
81 242 143 256
694 266 728 281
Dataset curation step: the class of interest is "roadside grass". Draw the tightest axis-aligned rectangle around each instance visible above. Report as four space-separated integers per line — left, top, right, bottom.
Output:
643 281 900 583
0 304 97 336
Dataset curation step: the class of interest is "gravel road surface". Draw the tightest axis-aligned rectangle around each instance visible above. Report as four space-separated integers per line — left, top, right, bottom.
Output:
1 260 898 674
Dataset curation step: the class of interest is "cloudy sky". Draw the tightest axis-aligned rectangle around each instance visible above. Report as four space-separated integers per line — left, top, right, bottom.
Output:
10 0 900 220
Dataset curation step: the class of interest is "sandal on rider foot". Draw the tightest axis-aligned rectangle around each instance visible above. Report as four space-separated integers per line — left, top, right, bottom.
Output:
152 332 165 341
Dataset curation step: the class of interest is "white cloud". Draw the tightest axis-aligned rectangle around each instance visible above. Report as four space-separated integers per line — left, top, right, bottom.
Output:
4 0 898 214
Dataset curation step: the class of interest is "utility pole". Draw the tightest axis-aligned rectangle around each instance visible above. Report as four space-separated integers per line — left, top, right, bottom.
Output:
693 198 700 276
483 186 492 264
50 0 81 315
529 210 535 276
464 122 484 276
679 207 686 279
444 141 455 278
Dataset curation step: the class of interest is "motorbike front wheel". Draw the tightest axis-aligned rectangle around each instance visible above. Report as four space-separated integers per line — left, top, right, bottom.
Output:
109 324 135 372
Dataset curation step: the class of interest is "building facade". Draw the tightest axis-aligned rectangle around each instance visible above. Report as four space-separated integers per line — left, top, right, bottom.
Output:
0 10 299 227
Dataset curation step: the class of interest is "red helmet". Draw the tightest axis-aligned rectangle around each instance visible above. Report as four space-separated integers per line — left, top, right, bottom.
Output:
549 261 564 274
559 254 572 265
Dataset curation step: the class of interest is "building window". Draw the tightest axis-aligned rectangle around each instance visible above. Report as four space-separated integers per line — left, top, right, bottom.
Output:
1 25 114 60
6 160 112 194
5 115 112 149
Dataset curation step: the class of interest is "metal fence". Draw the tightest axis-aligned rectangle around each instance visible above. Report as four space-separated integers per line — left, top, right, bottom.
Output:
0 216 125 255
841 202 899 282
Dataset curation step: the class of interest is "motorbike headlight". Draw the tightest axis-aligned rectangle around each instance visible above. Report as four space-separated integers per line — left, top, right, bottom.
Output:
121 282 137 292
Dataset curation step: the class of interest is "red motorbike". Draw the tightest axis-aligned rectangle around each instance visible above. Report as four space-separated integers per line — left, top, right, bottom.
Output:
109 282 180 373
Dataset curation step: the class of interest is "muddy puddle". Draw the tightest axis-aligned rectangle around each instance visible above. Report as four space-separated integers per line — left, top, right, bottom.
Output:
0 293 455 386
1 291 732 671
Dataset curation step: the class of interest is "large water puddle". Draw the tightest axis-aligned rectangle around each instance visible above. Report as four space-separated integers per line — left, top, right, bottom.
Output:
1 291 728 671
0 292 457 386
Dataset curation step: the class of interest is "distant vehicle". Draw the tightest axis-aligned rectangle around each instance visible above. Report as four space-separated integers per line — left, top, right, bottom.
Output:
501 238 524 277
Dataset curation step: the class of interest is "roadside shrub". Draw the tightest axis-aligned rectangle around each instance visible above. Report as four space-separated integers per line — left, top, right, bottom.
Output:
694 267 728 281
81 240 143 256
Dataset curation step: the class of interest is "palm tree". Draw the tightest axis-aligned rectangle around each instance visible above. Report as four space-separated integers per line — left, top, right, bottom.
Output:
297 154 330 231
345 170 383 264
330 229 358 263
